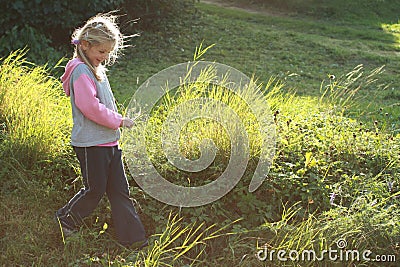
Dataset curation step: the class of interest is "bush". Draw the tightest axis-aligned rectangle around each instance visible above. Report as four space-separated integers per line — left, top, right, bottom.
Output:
0 25 62 66
0 0 124 45
0 0 196 66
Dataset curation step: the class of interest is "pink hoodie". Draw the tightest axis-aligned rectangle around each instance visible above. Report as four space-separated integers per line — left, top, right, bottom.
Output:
61 58 122 146
61 58 82 96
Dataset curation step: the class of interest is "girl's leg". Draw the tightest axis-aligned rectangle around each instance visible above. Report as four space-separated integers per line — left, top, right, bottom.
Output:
106 147 147 247
57 146 110 228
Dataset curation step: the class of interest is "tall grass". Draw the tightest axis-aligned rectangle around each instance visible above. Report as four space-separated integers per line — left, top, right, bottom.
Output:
0 50 72 170
119 46 399 265
122 60 281 195
0 50 75 265
319 64 386 110
1 43 399 266
0 50 246 266
131 213 239 266
246 192 400 266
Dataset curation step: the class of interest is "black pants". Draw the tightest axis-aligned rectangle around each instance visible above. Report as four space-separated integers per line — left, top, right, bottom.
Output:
57 146 146 246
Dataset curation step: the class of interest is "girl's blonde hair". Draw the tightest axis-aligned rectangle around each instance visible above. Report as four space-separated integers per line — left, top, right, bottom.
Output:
71 13 126 80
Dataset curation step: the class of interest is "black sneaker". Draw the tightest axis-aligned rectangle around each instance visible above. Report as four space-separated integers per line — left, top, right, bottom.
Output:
54 212 76 237
130 239 149 250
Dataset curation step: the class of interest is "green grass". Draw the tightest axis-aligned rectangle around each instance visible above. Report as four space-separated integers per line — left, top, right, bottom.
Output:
110 1 400 129
1 1 400 266
0 51 72 168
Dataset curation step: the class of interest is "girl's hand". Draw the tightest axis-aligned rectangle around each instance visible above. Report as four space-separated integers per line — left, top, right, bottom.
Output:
120 117 134 128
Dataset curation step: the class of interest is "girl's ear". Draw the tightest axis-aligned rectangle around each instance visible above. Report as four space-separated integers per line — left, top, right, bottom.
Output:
81 40 90 51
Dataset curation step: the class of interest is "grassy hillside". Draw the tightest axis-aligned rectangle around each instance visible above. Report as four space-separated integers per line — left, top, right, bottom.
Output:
219 0 400 24
110 1 400 130
1 1 399 266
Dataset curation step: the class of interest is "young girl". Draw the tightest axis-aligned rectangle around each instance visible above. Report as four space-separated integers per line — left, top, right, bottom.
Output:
56 13 147 248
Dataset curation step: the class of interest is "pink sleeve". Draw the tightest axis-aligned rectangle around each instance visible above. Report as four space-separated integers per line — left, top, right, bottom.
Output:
73 74 122 130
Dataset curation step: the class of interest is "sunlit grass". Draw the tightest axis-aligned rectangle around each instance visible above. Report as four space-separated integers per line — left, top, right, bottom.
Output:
0 50 72 169
1 1 400 265
382 21 400 49
247 194 400 266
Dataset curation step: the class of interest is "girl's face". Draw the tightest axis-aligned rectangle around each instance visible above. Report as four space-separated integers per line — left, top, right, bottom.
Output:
82 41 114 67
